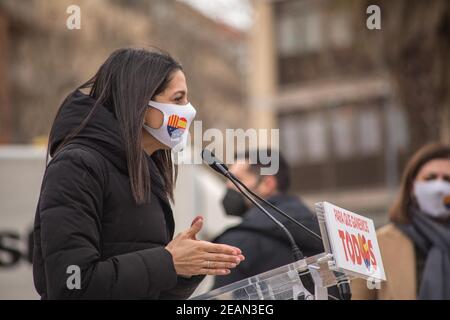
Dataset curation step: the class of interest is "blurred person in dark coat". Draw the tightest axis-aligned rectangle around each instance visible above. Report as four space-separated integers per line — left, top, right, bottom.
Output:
352 143 450 300
212 149 324 289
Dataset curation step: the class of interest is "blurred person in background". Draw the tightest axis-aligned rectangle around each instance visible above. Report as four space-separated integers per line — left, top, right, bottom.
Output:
352 143 450 300
212 149 324 289
33 48 244 299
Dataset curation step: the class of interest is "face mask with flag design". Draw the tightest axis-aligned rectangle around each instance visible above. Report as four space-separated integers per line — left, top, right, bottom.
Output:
143 100 196 152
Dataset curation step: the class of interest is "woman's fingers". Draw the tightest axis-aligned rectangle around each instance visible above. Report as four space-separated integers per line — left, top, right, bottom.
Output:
201 241 242 255
190 215 203 227
204 260 237 269
198 268 231 276
206 253 242 264
185 216 203 239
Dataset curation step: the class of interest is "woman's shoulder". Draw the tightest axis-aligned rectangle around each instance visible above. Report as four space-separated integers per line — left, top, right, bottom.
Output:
47 144 108 183
50 144 99 166
376 222 411 246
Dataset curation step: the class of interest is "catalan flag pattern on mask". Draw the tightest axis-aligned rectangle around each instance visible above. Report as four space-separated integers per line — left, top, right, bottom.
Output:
167 114 187 138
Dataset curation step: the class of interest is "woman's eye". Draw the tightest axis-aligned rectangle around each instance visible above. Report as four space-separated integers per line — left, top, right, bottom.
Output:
425 174 437 181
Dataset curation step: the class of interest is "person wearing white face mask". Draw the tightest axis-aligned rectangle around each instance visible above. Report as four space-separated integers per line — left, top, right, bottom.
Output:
33 48 244 299
352 143 450 300
414 179 450 219
143 100 196 153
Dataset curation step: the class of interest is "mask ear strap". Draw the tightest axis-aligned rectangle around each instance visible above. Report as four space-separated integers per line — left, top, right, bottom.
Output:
144 105 167 130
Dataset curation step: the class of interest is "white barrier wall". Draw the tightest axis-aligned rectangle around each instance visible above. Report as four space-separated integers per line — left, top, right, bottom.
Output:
0 146 46 299
0 145 237 299
172 154 242 296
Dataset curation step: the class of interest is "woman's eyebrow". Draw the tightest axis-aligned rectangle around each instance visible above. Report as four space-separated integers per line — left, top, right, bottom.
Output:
173 89 186 95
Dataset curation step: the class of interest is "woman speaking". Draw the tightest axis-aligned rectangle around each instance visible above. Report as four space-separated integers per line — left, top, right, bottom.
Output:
32 48 244 299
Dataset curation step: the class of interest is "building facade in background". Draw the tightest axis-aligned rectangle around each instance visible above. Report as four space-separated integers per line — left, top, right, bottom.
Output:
247 0 446 224
0 0 247 143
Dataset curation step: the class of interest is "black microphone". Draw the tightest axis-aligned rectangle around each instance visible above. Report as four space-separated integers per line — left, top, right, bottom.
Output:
201 149 229 176
201 149 316 298
217 155 351 300
202 149 352 300
232 173 322 242
201 149 322 244
201 150 304 259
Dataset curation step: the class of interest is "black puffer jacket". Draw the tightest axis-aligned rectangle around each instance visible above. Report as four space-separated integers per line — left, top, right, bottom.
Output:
33 90 202 299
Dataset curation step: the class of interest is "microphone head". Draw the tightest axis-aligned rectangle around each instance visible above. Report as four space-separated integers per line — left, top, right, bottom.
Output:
201 148 216 166
201 149 229 174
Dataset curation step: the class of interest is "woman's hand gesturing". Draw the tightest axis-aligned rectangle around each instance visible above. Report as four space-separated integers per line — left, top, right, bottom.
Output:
165 216 245 276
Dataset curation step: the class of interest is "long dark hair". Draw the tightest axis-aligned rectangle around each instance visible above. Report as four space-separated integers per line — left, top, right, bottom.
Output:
390 142 450 224
48 48 182 204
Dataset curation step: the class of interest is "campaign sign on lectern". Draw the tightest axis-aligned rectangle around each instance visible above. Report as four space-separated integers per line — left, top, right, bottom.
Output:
191 202 386 300
315 202 386 281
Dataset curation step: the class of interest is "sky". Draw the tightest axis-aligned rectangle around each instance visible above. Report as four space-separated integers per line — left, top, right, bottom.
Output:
178 0 253 31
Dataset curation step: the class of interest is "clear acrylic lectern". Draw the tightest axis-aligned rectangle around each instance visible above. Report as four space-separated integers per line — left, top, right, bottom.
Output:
190 201 383 300
191 252 352 300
